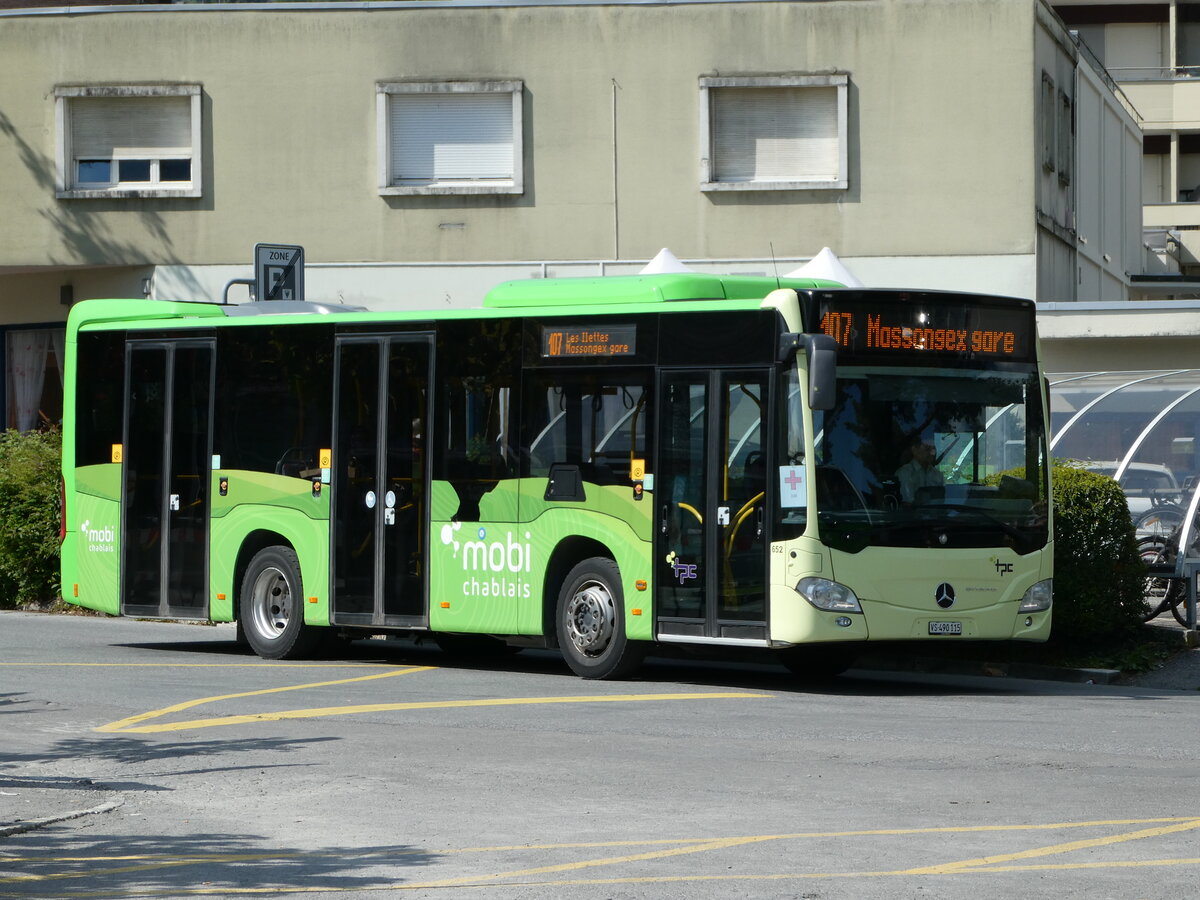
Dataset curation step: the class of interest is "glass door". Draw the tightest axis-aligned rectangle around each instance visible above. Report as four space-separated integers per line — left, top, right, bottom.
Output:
332 334 431 627
655 369 770 641
121 340 214 618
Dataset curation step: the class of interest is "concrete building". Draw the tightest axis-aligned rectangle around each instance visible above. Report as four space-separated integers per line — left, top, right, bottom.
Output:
0 0 1143 427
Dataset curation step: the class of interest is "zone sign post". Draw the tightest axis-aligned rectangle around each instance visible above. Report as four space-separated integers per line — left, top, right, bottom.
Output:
254 243 305 302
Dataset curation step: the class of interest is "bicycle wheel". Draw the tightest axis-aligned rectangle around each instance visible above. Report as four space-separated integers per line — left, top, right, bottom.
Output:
1161 522 1200 628
1138 537 1173 622
1135 504 1185 541
1169 577 1195 627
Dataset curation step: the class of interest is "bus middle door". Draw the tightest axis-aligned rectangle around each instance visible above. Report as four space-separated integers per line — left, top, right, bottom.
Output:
331 333 432 628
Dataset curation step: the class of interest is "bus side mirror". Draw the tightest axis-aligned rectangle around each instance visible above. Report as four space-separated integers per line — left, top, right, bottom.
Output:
806 334 837 411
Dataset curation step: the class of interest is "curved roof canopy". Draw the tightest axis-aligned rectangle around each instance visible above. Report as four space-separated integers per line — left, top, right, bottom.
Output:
1050 371 1200 554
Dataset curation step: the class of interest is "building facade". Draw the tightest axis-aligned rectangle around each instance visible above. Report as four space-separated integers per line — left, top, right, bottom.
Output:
0 0 1143 426
1055 0 1200 287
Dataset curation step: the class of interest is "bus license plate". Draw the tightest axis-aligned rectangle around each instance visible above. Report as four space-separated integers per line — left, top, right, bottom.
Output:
929 622 962 635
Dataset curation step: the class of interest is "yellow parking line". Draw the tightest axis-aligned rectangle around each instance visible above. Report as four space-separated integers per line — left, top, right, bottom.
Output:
10 818 1196 864
0 662 396 667
413 816 1200 889
902 816 1200 874
96 667 436 733
101 690 769 734
6 818 1200 896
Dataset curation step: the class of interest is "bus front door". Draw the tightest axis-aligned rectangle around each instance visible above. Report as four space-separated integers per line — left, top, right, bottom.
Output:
655 370 770 644
331 334 432 628
121 341 214 619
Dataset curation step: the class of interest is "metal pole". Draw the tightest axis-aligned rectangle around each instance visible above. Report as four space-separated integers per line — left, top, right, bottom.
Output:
222 278 255 305
1190 563 1197 631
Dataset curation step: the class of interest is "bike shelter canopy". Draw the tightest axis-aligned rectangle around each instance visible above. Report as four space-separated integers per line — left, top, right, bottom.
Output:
1050 370 1200 554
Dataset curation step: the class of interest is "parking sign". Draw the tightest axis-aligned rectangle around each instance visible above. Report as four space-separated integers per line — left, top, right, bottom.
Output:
254 243 304 302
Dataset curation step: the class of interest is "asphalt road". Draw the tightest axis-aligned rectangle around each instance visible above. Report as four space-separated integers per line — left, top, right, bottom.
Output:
3 609 1200 899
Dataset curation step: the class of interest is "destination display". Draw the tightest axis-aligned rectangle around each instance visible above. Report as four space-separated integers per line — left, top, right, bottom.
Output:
813 294 1035 363
541 324 637 358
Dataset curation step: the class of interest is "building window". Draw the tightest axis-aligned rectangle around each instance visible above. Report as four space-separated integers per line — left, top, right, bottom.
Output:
700 74 848 191
1041 73 1056 173
1057 88 1074 185
377 81 524 195
54 85 202 199
5 327 65 432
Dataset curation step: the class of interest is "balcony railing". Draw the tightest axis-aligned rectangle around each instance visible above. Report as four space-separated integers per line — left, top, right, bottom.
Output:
1109 66 1200 82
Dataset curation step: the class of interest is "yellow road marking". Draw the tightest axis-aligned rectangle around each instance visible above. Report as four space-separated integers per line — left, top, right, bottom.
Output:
7 817 1200 895
96 667 437 732
413 816 1200 889
101 690 769 734
0 662 397 668
902 816 1200 874
8 817 1195 864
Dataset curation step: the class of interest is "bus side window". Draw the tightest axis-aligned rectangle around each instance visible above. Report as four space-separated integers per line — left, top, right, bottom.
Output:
214 324 333 479
434 320 519 521
75 330 126 467
522 372 650 487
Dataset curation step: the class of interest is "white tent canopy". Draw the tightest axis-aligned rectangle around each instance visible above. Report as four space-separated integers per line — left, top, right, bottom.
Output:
784 247 863 288
639 247 692 274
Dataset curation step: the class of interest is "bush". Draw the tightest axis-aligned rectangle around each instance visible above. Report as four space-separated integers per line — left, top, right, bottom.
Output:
1049 462 1146 646
0 428 62 608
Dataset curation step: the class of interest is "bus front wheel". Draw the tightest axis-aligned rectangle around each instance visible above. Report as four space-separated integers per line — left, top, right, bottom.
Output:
556 558 644 680
239 546 320 660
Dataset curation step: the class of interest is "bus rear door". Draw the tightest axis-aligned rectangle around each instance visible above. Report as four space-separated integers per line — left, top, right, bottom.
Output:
121 340 214 619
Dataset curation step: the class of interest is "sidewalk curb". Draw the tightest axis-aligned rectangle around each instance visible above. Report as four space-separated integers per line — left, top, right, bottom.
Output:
0 798 124 838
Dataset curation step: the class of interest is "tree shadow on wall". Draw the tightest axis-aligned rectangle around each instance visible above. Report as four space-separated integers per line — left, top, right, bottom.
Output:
0 108 210 302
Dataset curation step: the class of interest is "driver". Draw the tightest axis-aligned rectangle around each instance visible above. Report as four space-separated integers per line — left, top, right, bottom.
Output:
896 435 944 503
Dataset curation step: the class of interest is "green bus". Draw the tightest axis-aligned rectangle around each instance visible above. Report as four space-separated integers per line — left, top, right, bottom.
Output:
61 273 1052 678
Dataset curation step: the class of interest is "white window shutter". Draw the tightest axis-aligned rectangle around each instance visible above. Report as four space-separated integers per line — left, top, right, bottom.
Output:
712 86 839 182
390 92 513 183
70 96 191 158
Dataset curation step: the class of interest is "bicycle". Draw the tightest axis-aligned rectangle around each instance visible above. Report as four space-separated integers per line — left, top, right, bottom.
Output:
1133 484 1192 535
1137 524 1198 627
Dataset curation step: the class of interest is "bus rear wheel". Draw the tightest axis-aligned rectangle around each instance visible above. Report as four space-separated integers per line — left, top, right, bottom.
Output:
556 558 644 680
239 546 320 660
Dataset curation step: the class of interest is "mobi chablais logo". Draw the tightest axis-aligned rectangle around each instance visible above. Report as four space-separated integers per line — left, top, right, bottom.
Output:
440 522 533 599
79 520 115 553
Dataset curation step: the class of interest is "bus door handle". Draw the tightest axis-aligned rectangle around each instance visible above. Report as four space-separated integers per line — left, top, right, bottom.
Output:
660 505 668 535
756 506 764 538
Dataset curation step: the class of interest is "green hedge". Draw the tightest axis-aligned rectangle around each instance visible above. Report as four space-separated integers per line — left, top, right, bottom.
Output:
1048 463 1146 646
0 428 62 608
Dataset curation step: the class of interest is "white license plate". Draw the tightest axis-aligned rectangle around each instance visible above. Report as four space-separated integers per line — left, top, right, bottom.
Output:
929 621 962 635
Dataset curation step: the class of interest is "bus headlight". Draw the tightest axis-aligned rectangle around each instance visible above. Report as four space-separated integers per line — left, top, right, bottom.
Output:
1018 579 1053 613
796 577 862 613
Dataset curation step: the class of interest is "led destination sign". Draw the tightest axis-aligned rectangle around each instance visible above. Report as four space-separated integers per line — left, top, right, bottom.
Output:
815 295 1034 363
541 324 637 358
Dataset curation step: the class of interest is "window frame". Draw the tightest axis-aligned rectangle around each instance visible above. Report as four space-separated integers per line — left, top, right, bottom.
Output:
1040 73 1057 174
376 80 524 196
699 73 849 192
54 84 203 200
1057 87 1074 186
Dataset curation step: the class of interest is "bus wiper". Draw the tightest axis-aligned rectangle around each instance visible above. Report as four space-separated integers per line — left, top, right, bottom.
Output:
917 503 1030 545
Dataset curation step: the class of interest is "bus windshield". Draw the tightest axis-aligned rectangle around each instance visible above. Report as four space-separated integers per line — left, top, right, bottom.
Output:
811 364 1049 554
